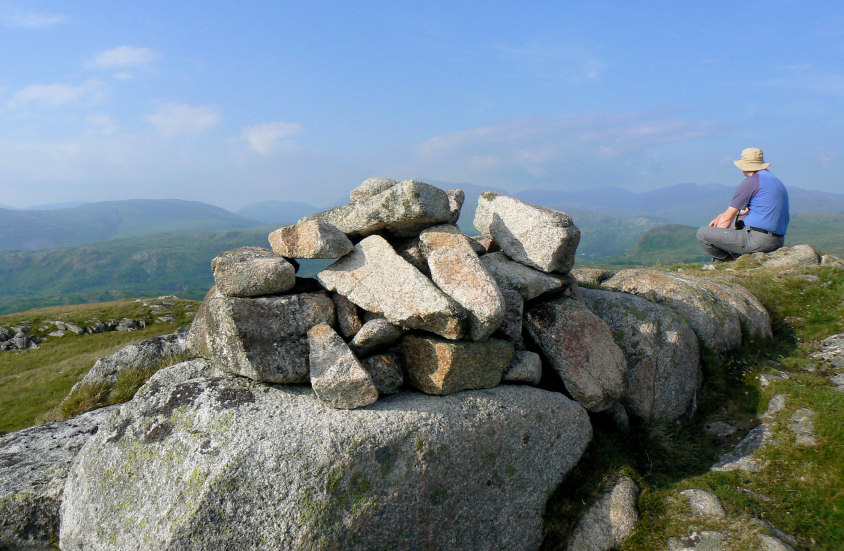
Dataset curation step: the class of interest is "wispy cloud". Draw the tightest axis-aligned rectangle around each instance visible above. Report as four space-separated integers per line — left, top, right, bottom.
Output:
238 121 303 155
146 102 220 138
493 40 604 82
7 79 105 108
0 8 67 28
86 46 159 76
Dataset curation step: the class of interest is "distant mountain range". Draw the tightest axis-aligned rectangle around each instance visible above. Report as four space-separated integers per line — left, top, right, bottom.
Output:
234 200 321 225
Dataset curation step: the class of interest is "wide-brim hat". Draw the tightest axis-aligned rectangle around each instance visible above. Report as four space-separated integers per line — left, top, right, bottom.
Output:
734 147 771 171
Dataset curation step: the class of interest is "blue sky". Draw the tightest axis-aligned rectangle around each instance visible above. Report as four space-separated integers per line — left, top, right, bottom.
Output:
1 1 842 210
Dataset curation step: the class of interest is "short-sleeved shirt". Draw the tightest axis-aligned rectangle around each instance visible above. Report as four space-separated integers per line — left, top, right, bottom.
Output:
730 170 790 236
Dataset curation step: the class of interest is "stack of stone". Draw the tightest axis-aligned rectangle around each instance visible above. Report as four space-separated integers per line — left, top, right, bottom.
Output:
189 178 626 412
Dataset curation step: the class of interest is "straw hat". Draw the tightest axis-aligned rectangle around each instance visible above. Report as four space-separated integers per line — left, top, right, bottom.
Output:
734 147 771 172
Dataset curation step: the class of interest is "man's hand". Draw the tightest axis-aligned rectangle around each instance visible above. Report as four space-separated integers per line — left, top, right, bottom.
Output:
708 206 740 228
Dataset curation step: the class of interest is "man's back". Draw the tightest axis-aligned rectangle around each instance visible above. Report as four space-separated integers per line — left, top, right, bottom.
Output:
731 170 790 236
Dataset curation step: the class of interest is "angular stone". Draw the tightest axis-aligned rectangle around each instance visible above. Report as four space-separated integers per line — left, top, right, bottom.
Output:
392 236 430 276
187 286 216 357
446 189 464 224
601 269 769 352
350 318 405 354
495 289 524 341
360 352 404 395
308 323 378 410
427 246 505 341
473 191 580 273
480 251 565 301
0 406 119 551
502 350 542 385
418 224 475 256
64 322 85 335
711 424 772 472
300 180 452 238
524 297 626 412
60 370 591 551
349 177 397 202
571 267 616 287
194 288 335 383
680 489 727 519
580 288 702 423
566 476 639 551
317 235 466 339
401 334 514 395
469 234 500 254
268 220 354 259
332 292 362 339
211 246 296 297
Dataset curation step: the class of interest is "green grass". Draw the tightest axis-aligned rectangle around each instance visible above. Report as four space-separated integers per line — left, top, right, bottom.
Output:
0 298 198 434
543 262 844 550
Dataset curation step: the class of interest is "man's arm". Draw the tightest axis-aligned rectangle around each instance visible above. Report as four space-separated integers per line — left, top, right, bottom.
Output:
709 206 740 228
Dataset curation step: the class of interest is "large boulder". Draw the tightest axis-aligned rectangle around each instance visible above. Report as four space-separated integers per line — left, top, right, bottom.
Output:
524 297 627 412
60 368 592 551
400 334 514 395
426 246 505 341
580 288 702 422
211 247 296 297
192 288 335 383
317 235 466 340
601 269 769 351
267 220 354 259
0 405 119 550
473 191 580 273
300 180 452 238
480 252 566 301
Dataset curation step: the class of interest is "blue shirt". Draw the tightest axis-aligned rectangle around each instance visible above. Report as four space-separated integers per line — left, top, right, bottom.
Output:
730 170 790 236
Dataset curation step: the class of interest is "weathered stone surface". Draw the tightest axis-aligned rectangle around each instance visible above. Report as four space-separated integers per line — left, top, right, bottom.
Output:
349 318 405 354
0 405 119 550
474 191 580 273
331 292 362 338
762 393 788 419
602 269 747 353
349 177 397 202
495 288 524 341
566 476 639 551
401 334 514 395
187 286 216 357
749 243 819 269
317 235 466 339
211 246 296 297
503 350 542 385
756 533 797 551
571 268 616 287
580 288 702 422
418 224 475 255
698 278 772 340
525 297 627 412
820 254 844 270
60 370 592 551
446 188 464 224
810 332 844 370
469 234 500 254
787 408 817 446
268 220 354 259
300 180 452 238
666 531 726 551
392 236 430 275
427 246 505 341
194 288 335 383
711 423 772 472
679 489 727 519
308 323 378 410
360 352 404 395
480 251 565 301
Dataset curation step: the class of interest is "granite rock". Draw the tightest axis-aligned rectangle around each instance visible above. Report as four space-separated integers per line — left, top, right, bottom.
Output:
308 323 378 409
480 251 565 301
268 220 354 259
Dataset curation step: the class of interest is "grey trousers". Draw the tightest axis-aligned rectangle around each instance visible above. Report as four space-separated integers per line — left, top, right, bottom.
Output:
696 226 784 261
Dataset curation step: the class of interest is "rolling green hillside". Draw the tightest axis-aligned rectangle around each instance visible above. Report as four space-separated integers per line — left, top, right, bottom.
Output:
0 199 261 251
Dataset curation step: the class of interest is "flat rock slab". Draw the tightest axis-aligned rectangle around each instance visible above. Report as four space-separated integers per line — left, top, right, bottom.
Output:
426 246 505 341
602 269 765 353
711 423 772 472
749 244 819 269
60 369 592 551
580 288 702 423
480 251 565 301
349 177 397 202
418 224 475 255
211 246 296 297
0 405 119 550
308 323 378 409
268 220 354 259
300 180 452 238
525 297 627 412
787 408 817 446
401 334 514 395
566 476 639 551
318 235 466 339
194 288 335 383
473 191 580 273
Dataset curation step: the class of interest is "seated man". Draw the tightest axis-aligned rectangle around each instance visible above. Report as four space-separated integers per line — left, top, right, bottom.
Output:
697 147 789 262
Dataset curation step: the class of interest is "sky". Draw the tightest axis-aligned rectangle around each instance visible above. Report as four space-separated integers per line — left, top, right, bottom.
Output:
1 1 843 210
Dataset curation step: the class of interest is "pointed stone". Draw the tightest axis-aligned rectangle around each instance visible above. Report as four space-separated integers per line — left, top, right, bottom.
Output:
308 323 378 409
331 292 362 339
317 235 466 339
446 189 464 224
211 247 296 297
268 220 353 259
480 251 566 301
350 177 398 202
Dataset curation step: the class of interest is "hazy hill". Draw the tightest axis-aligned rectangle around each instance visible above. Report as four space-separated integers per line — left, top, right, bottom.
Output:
235 200 319 224
0 199 261 251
